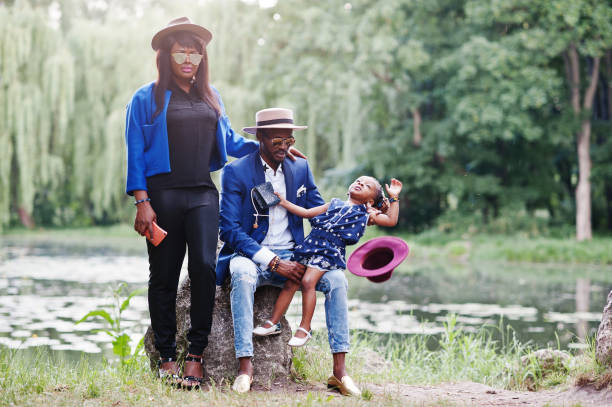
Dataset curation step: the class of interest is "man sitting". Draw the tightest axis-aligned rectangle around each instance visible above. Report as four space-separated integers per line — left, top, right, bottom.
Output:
216 108 361 396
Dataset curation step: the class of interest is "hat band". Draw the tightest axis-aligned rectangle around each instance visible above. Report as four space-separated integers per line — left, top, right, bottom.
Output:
256 118 294 126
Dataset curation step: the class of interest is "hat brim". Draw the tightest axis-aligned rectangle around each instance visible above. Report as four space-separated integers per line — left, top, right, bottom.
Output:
151 24 212 50
347 237 409 281
242 124 308 135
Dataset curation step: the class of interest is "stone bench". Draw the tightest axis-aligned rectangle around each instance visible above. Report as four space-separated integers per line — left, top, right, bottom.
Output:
144 278 293 385
596 289 612 367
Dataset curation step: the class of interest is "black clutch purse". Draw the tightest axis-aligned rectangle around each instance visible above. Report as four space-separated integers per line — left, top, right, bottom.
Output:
251 182 280 212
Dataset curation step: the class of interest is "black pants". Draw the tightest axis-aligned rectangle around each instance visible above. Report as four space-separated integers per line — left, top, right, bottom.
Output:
147 187 219 358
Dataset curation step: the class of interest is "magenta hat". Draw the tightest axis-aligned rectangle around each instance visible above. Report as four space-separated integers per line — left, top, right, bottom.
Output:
347 237 409 283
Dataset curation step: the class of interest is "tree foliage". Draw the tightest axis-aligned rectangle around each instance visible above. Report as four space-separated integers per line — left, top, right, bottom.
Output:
1 0 611 235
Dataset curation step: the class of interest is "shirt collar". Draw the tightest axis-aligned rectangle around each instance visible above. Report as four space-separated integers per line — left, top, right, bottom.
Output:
260 156 283 174
169 80 196 96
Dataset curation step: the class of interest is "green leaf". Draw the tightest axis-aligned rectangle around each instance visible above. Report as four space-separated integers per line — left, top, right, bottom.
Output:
76 310 114 328
91 328 117 339
112 334 131 360
119 287 147 312
132 336 145 358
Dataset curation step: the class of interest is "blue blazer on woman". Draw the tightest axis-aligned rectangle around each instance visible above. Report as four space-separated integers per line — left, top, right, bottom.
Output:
215 151 325 285
124 81 259 195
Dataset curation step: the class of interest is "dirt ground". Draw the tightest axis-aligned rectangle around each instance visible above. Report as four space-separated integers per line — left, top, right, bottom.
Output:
253 380 612 406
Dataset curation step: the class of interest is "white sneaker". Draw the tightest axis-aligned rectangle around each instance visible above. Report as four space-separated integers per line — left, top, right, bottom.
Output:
232 374 253 393
288 327 312 347
253 320 281 336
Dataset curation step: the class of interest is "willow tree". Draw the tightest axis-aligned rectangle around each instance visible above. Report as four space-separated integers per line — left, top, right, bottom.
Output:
246 0 384 178
0 2 74 229
65 17 154 222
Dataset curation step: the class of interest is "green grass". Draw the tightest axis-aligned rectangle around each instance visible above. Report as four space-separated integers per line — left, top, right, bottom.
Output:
0 348 401 406
2 317 609 406
354 226 612 266
4 223 612 265
1 224 146 256
293 317 535 389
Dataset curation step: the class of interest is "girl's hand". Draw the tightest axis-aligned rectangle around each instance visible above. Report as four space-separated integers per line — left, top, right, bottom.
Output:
367 206 381 225
274 192 288 207
385 178 402 198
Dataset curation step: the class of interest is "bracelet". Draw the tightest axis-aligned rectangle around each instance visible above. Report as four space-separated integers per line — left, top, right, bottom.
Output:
389 196 400 203
134 198 151 206
269 256 280 273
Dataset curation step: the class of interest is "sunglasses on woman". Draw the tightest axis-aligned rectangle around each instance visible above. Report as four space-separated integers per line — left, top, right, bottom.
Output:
171 52 203 65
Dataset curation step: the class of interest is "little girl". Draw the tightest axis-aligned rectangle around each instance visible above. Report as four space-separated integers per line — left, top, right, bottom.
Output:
253 176 402 346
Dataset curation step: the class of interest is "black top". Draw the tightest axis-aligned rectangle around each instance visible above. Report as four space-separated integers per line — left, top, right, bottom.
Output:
147 81 218 191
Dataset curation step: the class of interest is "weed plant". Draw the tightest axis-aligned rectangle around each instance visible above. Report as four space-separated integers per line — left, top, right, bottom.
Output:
76 283 146 366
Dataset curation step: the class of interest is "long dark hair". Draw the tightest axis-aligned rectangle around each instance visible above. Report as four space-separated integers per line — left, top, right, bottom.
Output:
153 31 221 120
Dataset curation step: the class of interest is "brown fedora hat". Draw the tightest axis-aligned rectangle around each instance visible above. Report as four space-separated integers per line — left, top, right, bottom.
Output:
242 108 307 135
151 17 212 50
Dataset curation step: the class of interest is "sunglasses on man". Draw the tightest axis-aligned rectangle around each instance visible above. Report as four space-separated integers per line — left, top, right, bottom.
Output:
171 52 203 65
268 136 295 148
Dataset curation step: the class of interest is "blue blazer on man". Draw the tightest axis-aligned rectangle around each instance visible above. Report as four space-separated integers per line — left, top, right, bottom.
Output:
216 151 324 285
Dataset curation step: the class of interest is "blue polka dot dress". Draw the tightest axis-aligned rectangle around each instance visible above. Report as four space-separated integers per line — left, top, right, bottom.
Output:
293 198 369 272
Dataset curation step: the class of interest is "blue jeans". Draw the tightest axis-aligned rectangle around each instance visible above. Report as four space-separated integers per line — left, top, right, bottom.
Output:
229 249 350 358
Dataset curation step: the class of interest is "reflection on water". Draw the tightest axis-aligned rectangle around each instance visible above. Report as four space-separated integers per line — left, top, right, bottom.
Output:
575 278 590 345
1 238 611 358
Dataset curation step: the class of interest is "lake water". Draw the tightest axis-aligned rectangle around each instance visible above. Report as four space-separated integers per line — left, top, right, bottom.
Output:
1 235 611 359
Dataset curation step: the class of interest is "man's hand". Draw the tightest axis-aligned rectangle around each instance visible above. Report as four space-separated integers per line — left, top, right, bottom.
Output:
273 259 305 284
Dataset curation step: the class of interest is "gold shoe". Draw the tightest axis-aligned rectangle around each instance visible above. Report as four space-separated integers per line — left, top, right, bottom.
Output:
232 374 253 393
327 375 361 396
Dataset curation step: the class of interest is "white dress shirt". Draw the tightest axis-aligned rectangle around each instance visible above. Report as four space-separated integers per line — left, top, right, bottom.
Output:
252 157 295 268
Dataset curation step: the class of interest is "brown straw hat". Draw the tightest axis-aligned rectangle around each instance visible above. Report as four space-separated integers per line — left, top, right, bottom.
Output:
151 17 212 50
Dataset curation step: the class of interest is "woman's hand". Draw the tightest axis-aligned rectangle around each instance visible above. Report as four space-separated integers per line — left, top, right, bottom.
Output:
385 178 402 198
287 146 307 161
134 201 157 238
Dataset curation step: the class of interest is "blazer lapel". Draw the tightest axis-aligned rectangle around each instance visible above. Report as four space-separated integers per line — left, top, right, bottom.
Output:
251 153 266 187
283 159 296 203
250 153 269 230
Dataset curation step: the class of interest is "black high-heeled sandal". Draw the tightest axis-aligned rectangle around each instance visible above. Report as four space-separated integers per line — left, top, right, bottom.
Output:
158 357 180 386
181 354 204 390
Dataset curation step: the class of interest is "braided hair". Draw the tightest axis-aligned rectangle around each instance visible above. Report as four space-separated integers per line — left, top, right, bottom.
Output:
372 179 386 210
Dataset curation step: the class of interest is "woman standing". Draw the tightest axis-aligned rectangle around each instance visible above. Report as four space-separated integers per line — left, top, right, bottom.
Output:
125 17 264 389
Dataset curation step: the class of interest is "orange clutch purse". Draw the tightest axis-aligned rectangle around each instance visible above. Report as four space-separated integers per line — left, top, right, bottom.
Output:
144 222 167 246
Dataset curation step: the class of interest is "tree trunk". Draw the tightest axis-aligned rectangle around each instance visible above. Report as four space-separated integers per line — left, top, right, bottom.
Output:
17 207 35 229
576 56 600 241
567 44 600 241
576 119 592 241
412 108 422 146
606 50 612 119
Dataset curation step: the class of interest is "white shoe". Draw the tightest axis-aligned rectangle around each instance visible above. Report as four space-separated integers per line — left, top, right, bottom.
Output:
253 320 281 336
288 327 312 347
232 374 253 393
